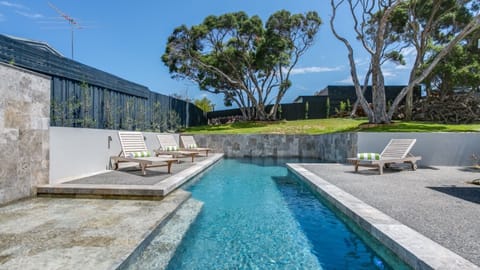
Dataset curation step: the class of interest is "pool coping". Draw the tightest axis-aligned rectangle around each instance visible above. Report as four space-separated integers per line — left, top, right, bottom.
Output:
287 163 479 270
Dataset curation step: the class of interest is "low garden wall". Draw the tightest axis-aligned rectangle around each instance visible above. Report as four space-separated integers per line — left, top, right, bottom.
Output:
0 63 50 205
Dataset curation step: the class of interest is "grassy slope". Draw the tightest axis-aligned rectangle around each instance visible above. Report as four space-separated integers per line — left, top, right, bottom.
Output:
183 119 480 134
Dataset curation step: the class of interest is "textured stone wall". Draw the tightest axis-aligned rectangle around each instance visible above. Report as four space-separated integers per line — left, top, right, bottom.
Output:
192 133 357 161
0 63 50 205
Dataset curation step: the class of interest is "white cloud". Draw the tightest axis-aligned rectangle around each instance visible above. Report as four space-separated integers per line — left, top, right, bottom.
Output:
0 1 24 9
0 13 5 22
290 66 342 75
395 65 409 70
15 10 43 19
382 70 397 78
336 76 353 84
354 57 369 66
401 46 416 57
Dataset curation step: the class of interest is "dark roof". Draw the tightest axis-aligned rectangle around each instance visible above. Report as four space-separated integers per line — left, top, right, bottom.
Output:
0 34 150 98
6 35 63 56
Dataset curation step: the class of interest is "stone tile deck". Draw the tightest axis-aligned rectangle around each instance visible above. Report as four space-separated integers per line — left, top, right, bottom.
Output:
0 153 223 269
0 190 190 270
37 154 223 198
288 163 480 269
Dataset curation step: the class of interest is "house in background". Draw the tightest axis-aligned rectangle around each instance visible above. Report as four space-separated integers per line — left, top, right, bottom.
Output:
294 85 421 117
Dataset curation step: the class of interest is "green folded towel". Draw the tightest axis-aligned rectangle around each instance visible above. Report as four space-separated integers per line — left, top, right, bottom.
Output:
357 153 380 160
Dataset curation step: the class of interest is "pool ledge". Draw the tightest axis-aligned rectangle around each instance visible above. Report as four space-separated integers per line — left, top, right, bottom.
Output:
287 163 479 270
37 153 224 198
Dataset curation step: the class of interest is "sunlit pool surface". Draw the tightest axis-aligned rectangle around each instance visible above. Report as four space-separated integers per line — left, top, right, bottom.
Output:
167 158 408 269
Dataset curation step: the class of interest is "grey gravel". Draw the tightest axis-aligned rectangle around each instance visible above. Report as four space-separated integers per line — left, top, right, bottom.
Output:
299 163 480 266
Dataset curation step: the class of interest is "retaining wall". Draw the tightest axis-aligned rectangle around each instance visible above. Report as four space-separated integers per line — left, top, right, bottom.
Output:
0 63 50 205
192 134 357 160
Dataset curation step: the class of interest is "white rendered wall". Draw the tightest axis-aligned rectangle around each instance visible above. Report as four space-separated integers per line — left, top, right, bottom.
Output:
49 127 180 183
50 128 480 183
357 132 480 166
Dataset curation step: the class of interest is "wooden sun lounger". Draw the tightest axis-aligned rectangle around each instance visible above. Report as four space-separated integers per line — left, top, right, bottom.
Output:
180 135 212 156
111 131 177 175
155 134 199 162
347 139 422 175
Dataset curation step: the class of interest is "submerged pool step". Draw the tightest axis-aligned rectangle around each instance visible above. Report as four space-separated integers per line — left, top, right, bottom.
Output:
36 153 224 200
36 184 169 199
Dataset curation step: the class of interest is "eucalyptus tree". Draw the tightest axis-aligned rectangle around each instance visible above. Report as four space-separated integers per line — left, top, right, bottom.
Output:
162 10 321 120
330 0 480 123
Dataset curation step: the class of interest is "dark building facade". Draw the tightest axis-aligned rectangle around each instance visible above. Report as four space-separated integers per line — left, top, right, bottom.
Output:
0 34 206 130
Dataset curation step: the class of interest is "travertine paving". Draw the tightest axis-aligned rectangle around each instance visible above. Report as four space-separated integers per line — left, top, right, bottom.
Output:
0 190 190 270
0 154 222 269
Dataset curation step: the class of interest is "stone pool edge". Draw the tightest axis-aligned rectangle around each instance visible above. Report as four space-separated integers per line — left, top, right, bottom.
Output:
287 163 479 270
111 154 224 269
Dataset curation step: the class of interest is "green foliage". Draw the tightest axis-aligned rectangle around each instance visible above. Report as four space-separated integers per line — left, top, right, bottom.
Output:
277 105 283 120
103 91 115 129
167 110 181 132
162 10 321 120
194 97 214 112
304 101 309 119
80 81 96 128
8 58 15 65
326 97 330 118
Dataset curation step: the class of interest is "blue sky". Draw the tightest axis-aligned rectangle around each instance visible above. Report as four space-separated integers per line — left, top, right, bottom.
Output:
0 0 412 109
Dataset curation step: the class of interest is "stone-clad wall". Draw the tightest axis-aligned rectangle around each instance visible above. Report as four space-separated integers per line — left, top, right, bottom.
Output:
0 63 50 205
192 133 357 161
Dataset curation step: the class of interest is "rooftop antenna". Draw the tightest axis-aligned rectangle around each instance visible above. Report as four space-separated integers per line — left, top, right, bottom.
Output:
48 2 81 59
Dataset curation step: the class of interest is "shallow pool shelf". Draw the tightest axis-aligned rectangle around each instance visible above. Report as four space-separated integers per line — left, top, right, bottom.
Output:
36 154 224 199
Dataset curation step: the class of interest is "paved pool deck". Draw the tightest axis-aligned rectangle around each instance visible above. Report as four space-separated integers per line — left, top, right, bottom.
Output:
288 163 480 269
0 190 191 270
0 154 222 269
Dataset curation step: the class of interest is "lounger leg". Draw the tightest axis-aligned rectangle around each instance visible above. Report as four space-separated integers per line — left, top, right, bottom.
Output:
411 162 417 171
206 150 209 157
167 161 173 173
354 161 359 172
140 164 147 176
378 162 384 175
191 154 195 162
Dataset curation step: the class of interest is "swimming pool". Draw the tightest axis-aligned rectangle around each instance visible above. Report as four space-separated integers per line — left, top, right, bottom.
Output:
166 158 410 269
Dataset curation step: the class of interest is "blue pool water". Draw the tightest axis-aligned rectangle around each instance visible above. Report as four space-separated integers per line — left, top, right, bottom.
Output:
167 158 408 269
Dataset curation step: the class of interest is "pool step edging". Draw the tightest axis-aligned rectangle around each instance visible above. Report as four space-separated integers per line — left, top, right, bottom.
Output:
111 189 192 270
155 153 224 196
287 163 479 270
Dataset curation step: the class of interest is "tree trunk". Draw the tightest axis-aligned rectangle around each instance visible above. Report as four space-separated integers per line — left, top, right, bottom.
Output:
404 88 413 120
371 65 389 123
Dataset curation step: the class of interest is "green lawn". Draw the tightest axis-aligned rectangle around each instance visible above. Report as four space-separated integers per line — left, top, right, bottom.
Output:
182 118 480 134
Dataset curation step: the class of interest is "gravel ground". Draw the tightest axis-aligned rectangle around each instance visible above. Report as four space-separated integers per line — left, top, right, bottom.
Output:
299 163 480 266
